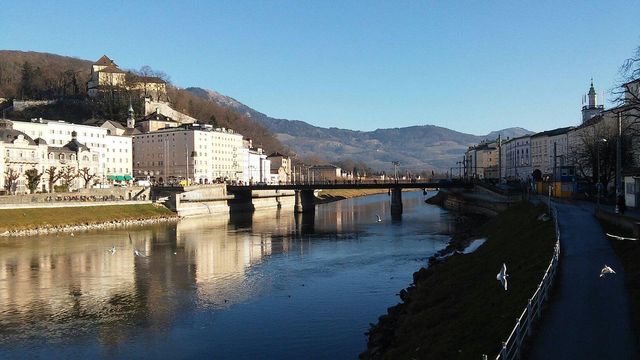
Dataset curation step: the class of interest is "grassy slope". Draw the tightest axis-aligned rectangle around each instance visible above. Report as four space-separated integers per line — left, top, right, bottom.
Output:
596 219 640 330
315 188 389 203
0 204 175 232
371 202 555 359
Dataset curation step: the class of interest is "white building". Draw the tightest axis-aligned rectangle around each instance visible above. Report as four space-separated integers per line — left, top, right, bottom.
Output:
132 124 245 184
502 135 531 182
9 117 133 183
240 143 270 184
530 127 573 180
0 120 100 192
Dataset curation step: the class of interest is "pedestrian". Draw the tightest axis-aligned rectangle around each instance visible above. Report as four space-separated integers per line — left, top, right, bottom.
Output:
617 194 627 215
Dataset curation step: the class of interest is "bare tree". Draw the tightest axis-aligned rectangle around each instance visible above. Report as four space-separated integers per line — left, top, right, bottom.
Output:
60 166 78 189
45 166 62 193
24 168 43 194
4 168 19 193
79 167 96 188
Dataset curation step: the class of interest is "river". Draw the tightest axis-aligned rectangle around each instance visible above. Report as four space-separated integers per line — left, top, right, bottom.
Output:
0 191 454 359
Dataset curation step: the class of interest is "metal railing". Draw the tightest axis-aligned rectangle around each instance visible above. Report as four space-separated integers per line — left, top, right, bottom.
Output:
492 205 561 360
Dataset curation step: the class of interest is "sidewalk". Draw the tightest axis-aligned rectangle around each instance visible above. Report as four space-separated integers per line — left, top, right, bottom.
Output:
527 201 638 359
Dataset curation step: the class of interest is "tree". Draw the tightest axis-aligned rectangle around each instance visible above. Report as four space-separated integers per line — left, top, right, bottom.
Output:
45 166 62 193
4 168 19 193
24 168 43 194
60 166 78 189
79 167 96 188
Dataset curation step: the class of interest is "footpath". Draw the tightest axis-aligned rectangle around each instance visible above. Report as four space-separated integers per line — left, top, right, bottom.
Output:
527 201 638 359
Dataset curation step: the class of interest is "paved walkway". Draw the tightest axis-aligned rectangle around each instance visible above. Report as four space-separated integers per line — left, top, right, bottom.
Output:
528 201 639 359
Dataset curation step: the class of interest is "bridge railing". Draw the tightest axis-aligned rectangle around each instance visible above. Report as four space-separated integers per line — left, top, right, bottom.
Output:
492 205 561 360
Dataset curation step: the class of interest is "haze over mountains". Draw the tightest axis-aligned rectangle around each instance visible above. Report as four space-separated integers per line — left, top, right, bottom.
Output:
187 87 531 172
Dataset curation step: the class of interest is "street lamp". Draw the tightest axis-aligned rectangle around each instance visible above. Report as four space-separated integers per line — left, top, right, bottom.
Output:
392 161 400 183
596 138 607 208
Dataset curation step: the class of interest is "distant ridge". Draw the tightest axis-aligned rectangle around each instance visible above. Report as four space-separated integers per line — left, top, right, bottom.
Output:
186 87 532 171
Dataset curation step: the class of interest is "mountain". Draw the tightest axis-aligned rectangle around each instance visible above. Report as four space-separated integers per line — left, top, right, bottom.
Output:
186 87 532 171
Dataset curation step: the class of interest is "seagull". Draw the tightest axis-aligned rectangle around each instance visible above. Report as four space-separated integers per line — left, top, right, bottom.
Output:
496 263 508 291
376 214 382 222
133 249 144 257
600 265 616 277
606 233 638 241
108 246 116 255
70 232 75 237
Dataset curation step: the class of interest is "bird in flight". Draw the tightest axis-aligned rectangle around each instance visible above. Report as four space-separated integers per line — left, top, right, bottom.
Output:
606 233 637 241
108 246 116 255
133 249 145 257
496 263 508 291
600 265 616 278
376 214 382 222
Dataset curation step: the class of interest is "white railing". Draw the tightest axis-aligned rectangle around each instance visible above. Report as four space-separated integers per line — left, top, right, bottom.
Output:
491 206 561 360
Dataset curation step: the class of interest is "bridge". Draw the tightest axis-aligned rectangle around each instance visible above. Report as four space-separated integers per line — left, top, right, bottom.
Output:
226 181 471 215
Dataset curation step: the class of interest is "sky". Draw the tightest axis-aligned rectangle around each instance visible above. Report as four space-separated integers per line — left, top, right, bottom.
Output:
2 1 639 135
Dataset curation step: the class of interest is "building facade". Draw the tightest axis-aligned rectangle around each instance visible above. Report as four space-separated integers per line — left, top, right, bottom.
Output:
132 124 244 184
8 118 133 184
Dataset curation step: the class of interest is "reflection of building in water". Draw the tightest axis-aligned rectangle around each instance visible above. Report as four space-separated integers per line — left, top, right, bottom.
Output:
175 210 296 305
0 226 187 347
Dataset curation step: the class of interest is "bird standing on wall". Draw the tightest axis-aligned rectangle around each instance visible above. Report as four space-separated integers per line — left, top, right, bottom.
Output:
496 263 508 291
600 265 616 277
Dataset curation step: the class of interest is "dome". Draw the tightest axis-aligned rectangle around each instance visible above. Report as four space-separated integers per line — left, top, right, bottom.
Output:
0 129 36 145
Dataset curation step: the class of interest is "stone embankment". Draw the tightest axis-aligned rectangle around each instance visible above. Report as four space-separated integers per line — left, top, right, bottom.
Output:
0 215 178 237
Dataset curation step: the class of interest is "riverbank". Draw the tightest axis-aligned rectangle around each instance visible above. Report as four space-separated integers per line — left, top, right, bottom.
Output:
315 188 391 204
0 203 177 237
361 202 556 359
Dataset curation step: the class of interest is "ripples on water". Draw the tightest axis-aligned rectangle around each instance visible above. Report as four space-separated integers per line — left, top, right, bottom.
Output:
0 191 454 359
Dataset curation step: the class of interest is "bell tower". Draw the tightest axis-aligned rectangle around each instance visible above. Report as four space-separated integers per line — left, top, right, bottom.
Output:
582 78 604 123
127 104 135 129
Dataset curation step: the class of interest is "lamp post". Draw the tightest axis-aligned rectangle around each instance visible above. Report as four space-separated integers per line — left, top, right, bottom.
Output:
392 161 400 183
596 138 607 208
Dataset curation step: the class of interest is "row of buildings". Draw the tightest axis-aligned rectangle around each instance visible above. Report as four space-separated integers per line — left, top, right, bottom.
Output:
464 79 640 206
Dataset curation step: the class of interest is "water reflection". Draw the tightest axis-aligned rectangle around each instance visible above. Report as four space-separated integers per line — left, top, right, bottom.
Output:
0 191 455 358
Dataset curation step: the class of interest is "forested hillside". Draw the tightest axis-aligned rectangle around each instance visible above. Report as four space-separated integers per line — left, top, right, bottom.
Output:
0 50 286 154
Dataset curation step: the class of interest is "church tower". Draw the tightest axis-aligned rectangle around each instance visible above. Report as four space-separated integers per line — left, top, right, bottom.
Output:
582 79 604 123
127 104 136 129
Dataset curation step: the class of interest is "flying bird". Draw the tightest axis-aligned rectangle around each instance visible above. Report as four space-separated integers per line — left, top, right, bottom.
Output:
133 249 145 257
376 214 382 222
606 233 637 241
600 265 616 277
108 246 116 255
496 263 508 291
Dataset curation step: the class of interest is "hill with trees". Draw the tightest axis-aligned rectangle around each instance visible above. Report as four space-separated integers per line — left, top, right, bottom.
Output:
0 50 286 154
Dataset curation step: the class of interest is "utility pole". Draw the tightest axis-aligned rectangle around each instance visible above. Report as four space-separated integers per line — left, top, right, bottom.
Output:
616 112 622 212
497 134 502 183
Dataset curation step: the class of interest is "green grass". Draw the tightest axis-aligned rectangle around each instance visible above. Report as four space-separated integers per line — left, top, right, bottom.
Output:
0 204 175 232
597 218 640 331
366 202 556 359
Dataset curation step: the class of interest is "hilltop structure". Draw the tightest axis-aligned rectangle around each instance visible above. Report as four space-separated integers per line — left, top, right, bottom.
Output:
87 55 167 101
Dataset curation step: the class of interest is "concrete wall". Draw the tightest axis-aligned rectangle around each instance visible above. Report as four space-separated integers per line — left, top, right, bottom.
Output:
0 186 150 205
174 188 295 217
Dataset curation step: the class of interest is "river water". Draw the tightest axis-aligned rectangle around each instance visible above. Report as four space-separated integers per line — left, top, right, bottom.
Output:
0 191 454 359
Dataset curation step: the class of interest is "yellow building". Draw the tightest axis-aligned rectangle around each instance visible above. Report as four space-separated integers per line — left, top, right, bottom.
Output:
87 55 167 101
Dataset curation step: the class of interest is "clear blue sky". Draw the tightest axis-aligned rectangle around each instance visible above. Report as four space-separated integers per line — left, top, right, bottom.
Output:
2 1 639 135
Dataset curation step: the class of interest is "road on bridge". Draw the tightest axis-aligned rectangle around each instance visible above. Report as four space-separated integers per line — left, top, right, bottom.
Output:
527 201 638 359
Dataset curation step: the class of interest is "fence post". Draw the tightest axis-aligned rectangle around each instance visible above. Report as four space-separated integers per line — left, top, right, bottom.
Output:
500 341 507 359
526 299 533 336
514 318 521 358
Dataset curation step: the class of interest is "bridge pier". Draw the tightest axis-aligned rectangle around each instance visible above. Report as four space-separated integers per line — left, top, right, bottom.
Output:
294 189 315 213
390 187 403 215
